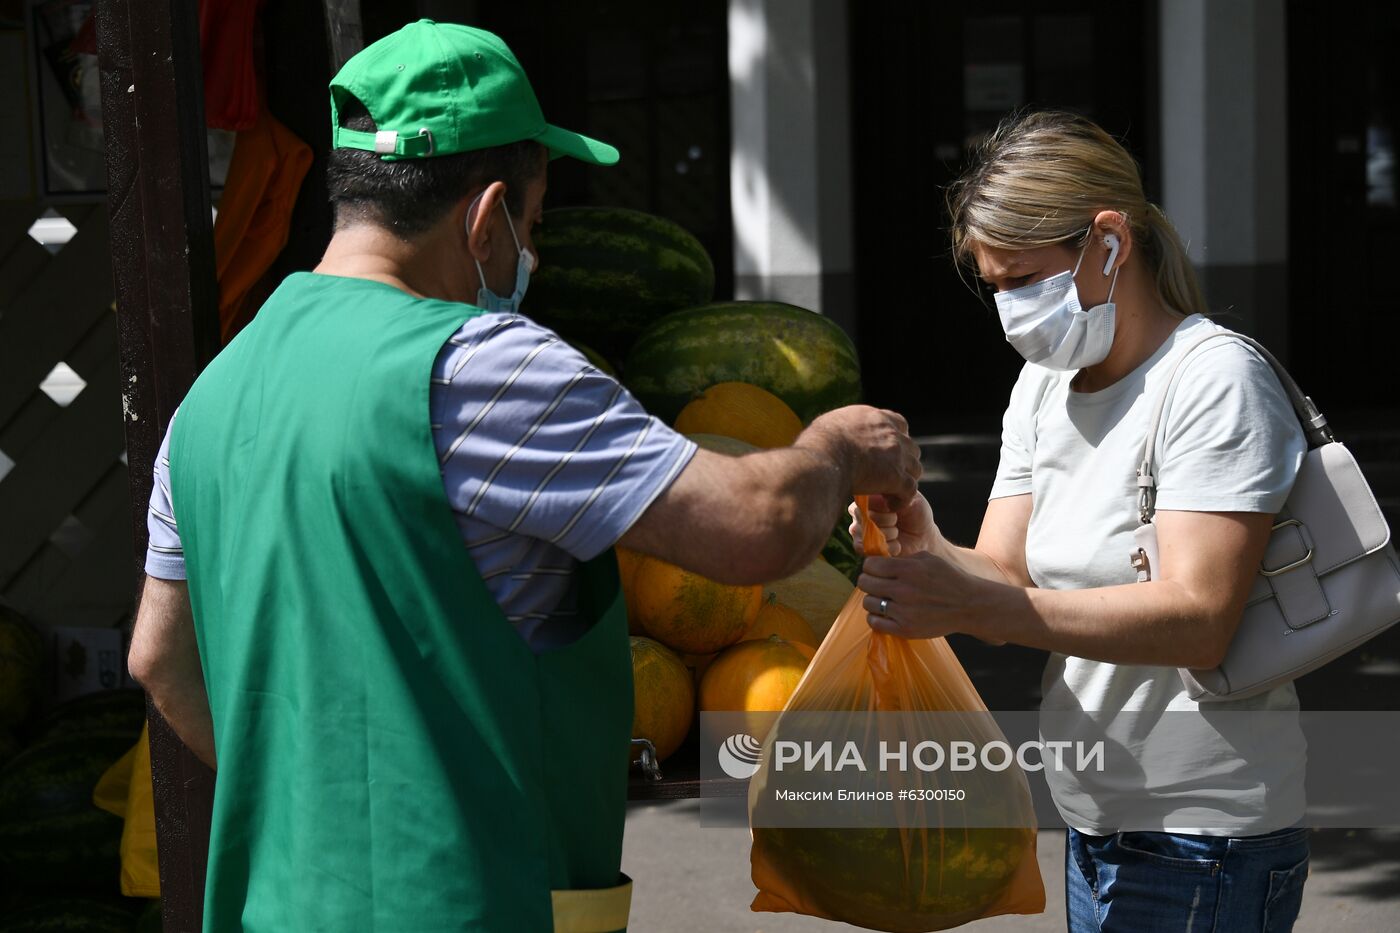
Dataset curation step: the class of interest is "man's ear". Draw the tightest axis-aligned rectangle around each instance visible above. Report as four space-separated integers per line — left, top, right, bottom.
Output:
463 181 508 263
1091 209 1132 272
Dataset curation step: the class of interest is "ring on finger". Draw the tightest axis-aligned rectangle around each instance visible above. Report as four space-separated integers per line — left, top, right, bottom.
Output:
878 597 890 615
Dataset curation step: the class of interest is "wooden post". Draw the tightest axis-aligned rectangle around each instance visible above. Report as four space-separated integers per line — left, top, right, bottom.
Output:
94 1 219 930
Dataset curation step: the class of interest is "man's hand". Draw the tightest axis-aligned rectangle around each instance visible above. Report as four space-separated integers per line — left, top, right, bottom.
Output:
619 405 920 585
798 406 921 509
848 492 943 558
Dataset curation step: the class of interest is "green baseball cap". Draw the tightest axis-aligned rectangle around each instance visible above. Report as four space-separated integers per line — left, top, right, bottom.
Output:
329 20 618 165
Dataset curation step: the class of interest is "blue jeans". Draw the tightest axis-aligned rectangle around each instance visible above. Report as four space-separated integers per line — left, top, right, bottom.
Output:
1066 827 1310 932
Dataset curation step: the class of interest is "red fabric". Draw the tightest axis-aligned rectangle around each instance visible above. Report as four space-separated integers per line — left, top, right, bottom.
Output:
70 9 98 56
71 3 263 130
200 0 265 131
214 109 312 343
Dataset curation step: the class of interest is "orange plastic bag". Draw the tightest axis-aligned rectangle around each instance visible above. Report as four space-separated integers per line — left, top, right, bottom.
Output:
748 497 1044 931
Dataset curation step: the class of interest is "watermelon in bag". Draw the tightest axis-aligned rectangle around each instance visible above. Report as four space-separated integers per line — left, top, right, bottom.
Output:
748 498 1045 932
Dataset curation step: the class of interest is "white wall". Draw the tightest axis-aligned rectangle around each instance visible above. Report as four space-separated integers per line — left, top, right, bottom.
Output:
728 0 855 334
1160 0 1290 352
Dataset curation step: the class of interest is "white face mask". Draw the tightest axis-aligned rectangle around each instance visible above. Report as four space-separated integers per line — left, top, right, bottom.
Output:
993 235 1120 371
466 191 537 316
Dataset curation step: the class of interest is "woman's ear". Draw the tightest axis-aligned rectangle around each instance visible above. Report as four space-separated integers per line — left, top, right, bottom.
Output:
1091 208 1132 273
463 181 508 263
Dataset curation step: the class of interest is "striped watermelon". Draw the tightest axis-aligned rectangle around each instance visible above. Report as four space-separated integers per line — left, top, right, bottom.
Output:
0 731 133 892
567 341 618 378
33 690 147 745
624 302 862 424
0 897 139 932
0 606 43 729
822 520 863 584
525 207 715 362
134 900 162 933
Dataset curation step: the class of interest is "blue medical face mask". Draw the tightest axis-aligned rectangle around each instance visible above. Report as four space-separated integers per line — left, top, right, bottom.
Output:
467 193 536 315
993 234 1120 371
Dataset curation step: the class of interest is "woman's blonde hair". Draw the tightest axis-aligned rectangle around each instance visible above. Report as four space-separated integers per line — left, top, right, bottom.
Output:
947 111 1205 317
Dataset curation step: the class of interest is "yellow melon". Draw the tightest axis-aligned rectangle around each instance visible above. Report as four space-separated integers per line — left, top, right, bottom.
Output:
699 635 815 713
763 559 854 641
629 636 695 763
632 555 761 654
615 547 647 635
745 595 819 648
679 651 718 687
673 382 804 449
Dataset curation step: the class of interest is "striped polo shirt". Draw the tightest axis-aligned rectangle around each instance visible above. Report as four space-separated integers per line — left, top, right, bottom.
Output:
144 311 697 652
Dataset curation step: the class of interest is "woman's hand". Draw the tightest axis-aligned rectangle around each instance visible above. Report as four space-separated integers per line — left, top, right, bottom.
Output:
848 493 944 558
857 552 1005 640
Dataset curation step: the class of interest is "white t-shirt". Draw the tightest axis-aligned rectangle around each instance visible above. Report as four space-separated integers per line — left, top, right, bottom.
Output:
990 312 1308 834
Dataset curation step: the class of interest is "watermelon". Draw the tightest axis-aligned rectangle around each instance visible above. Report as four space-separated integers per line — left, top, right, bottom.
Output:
0 897 139 933
32 689 147 745
134 900 162 933
822 520 863 585
624 302 862 424
0 731 134 892
567 341 618 378
0 605 44 729
525 207 715 361
751 825 1032 928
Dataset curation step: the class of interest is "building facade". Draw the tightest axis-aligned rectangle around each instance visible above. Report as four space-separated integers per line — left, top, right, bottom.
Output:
460 0 1397 433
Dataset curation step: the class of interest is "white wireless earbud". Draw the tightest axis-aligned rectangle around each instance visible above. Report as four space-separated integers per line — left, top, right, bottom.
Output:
1102 234 1121 276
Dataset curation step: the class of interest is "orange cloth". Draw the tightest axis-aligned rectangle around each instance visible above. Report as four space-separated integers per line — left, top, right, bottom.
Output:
214 109 313 343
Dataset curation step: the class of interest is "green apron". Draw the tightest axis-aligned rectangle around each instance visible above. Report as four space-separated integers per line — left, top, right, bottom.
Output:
170 272 634 932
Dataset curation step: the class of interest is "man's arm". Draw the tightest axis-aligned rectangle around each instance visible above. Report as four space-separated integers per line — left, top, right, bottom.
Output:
619 406 922 585
859 508 1272 670
127 576 216 769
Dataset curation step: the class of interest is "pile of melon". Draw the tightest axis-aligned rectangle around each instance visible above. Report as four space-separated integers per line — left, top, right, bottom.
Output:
0 605 161 930
619 469 856 767
527 208 874 767
621 550 850 766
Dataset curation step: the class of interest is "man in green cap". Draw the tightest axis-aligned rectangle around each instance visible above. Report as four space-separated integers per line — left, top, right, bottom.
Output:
128 20 920 933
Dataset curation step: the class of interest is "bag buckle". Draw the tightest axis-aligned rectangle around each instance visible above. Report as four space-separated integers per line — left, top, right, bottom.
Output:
1260 518 1314 577
1130 547 1152 582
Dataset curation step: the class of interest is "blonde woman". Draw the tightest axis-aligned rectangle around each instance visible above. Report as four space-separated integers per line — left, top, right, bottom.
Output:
851 111 1310 931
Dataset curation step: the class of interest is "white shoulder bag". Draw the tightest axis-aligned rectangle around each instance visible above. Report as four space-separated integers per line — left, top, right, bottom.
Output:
1130 331 1400 701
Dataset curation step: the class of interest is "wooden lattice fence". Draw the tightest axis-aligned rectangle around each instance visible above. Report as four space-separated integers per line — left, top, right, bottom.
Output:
0 200 131 632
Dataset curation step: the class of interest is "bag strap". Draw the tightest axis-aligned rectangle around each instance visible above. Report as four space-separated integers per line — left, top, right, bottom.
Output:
1136 330 1335 524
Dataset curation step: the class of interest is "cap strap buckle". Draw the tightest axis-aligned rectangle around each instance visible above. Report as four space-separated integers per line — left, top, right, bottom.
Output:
407 127 434 156
386 127 434 158
335 126 435 159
